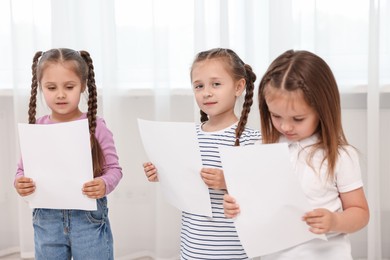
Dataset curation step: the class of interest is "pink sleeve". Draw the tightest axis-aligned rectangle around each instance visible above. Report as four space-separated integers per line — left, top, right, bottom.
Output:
14 158 25 186
95 118 123 195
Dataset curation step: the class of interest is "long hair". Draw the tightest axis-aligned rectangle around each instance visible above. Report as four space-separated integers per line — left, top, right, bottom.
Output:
29 48 105 177
258 50 348 178
191 48 257 146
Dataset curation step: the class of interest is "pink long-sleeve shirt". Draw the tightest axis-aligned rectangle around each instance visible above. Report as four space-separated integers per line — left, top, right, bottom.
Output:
15 113 123 195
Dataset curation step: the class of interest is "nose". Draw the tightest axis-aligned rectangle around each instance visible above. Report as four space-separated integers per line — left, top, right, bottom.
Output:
57 89 65 99
203 86 213 98
280 122 293 132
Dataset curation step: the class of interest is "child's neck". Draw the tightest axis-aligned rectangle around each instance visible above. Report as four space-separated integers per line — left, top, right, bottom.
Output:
202 115 238 132
50 110 83 123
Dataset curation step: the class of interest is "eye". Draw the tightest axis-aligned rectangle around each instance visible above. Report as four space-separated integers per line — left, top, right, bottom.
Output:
293 118 304 122
193 84 203 90
46 85 56 91
212 82 221 87
270 113 281 119
66 85 75 90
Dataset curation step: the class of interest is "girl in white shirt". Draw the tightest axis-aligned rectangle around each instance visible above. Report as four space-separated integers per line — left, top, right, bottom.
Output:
224 49 369 260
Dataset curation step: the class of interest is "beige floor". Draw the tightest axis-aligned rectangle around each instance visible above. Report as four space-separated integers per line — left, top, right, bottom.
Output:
0 253 32 260
0 253 151 260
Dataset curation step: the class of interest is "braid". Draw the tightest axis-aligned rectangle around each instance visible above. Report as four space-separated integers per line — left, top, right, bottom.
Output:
191 48 256 143
200 110 208 123
79 50 105 177
28 51 43 124
234 64 256 146
79 51 98 134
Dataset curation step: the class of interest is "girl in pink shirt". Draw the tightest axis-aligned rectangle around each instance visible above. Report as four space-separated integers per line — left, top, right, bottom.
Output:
14 48 122 260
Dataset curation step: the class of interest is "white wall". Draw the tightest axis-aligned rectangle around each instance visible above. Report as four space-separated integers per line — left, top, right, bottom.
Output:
0 95 19 256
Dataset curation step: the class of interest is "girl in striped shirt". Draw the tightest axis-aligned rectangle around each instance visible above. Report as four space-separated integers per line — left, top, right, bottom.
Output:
143 48 260 259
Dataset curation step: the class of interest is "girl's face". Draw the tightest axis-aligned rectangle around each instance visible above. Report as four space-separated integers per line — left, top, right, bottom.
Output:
265 87 319 142
191 59 245 125
40 62 85 122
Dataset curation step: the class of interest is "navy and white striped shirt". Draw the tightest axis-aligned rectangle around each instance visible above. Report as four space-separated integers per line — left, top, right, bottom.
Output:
180 123 261 260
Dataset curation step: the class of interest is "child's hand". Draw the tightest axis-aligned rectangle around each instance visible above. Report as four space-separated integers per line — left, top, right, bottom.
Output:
223 194 240 218
302 208 335 234
143 162 158 182
82 178 106 199
14 177 36 196
200 168 226 190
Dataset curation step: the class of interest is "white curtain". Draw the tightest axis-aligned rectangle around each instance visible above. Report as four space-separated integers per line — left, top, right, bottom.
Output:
0 0 389 259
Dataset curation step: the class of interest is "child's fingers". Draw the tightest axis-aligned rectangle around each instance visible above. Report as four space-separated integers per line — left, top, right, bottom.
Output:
147 174 158 182
15 178 36 196
83 178 105 193
303 209 321 217
144 166 156 176
84 191 104 199
18 187 36 196
224 211 238 219
201 168 222 176
142 162 151 168
83 178 104 188
224 205 240 218
143 162 155 172
145 167 157 176
223 195 239 211
84 189 104 199
15 178 35 195
309 227 326 234
16 177 33 186
144 167 157 180
223 194 235 203
17 181 35 189
142 162 153 169
83 182 105 199
142 162 159 182
223 202 239 211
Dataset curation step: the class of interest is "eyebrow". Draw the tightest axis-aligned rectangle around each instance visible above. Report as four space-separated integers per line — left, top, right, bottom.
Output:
269 110 308 118
43 81 78 85
192 80 203 86
192 77 223 83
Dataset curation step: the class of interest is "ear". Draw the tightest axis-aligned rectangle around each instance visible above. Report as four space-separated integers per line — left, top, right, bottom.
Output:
235 78 246 97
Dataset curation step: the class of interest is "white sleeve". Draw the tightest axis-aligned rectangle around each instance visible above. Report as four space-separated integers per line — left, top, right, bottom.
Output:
336 146 364 193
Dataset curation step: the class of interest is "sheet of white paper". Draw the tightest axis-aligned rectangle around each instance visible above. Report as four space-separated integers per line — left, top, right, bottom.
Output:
219 143 326 258
18 119 96 210
138 119 212 217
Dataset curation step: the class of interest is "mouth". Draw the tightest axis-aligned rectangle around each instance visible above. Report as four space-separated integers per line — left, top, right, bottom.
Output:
283 133 296 138
203 102 217 106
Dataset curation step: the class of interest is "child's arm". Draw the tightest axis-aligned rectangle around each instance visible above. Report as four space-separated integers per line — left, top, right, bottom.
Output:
90 118 123 196
143 162 159 182
14 159 36 196
302 187 369 234
223 194 240 218
200 168 227 190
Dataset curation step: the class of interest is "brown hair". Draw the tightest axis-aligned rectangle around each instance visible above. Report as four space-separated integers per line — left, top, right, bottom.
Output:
28 48 105 177
191 48 257 146
258 50 348 178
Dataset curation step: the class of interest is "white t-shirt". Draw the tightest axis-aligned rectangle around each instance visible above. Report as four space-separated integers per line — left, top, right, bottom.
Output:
262 134 363 260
